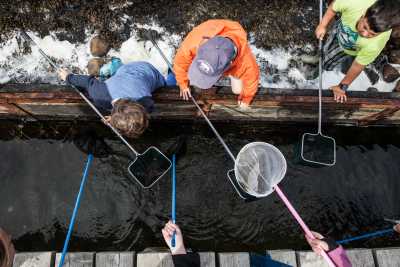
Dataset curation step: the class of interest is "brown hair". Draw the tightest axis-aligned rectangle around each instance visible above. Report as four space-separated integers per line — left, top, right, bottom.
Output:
110 99 149 138
87 58 105 76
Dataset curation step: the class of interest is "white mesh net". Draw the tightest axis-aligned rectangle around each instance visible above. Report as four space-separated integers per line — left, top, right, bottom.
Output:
234 142 287 198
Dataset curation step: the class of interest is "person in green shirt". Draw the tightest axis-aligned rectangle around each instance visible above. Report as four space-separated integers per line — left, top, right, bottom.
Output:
316 0 400 103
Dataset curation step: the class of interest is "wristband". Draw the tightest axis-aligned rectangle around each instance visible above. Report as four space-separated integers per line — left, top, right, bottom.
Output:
339 83 349 91
321 237 339 252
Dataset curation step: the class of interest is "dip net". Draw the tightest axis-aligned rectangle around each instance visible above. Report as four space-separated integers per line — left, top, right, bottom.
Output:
233 142 287 198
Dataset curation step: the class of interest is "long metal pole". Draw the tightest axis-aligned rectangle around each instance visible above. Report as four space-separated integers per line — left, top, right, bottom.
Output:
190 96 236 162
20 31 138 157
171 154 176 247
147 34 236 162
318 0 323 134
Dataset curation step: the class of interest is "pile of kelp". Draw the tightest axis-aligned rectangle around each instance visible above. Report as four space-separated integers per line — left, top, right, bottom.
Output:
0 0 318 48
1 0 399 90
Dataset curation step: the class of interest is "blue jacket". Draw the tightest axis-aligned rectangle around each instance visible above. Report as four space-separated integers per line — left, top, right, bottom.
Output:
66 61 167 112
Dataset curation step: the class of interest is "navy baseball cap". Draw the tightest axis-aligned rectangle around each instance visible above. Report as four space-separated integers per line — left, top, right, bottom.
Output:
188 36 236 89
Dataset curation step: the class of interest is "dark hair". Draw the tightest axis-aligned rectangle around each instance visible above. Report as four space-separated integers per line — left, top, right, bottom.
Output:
110 99 149 138
366 0 400 32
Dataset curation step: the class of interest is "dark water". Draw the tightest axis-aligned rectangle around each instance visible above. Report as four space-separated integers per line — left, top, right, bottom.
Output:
1 121 400 252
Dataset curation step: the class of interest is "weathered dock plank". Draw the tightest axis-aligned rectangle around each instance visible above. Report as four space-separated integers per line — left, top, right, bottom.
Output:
2 85 400 126
13 248 400 267
13 252 54 267
346 249 375 267
96 252 135 267
267 250 297 266
218 252 250 267
298 249 377 267
297 251 328 267
198 252 216 267
136 252 173 267
136 252 215 267
54 252 94 267
374 247 400 267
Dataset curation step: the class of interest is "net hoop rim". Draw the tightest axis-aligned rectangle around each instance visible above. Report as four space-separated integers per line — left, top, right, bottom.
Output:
300 132 336 166
234 142 287 198
127 146 172 189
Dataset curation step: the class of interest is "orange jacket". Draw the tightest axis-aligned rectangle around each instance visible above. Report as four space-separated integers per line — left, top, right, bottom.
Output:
173 19 260 105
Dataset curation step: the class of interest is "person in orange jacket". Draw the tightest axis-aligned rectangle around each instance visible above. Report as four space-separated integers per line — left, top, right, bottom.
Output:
173 19 260 109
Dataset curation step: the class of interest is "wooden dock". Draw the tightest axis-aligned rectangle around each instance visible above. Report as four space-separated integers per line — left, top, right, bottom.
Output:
2 84 400 127
11 247 400 267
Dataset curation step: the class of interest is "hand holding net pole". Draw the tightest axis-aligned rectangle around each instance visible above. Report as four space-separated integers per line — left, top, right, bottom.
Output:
274 186 336 267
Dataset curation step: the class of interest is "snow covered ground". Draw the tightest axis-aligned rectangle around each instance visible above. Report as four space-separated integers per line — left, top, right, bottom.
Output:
0 23 399 92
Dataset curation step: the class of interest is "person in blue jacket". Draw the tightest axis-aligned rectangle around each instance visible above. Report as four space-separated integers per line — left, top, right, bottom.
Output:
58 61 176 138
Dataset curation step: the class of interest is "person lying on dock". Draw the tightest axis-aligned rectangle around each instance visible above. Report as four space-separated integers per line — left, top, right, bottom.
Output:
316 0 400 103
173 19 260 110
306 231 351 267
162 221 200 267
58 61 176 138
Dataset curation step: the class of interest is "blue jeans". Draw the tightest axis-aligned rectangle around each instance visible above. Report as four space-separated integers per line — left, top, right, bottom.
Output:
165 69 177 86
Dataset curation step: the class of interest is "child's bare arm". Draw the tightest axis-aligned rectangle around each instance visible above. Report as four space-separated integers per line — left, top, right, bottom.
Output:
331 61 365 103
341 60 365 86
315 3 336 40
58 69 70 81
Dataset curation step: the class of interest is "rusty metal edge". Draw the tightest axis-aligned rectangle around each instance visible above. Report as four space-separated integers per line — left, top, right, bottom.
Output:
1 84 400 126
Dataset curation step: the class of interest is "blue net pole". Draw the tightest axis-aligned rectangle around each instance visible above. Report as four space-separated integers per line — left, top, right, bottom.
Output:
58 154 93 267
337 228 394 244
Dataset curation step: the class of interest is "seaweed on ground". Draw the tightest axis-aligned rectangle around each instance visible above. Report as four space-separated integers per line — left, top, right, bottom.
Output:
0 0 318 49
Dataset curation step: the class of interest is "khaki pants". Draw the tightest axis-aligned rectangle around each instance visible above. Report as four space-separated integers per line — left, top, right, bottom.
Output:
230 75 243 95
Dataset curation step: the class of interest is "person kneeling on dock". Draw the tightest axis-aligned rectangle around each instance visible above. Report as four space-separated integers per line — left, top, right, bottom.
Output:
162 221 200 267
173 19 260 110
58 62 176 138
306 231 351 267
316 0 400 103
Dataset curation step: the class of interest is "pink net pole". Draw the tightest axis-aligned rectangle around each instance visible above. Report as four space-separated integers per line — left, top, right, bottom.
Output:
274 185 336 267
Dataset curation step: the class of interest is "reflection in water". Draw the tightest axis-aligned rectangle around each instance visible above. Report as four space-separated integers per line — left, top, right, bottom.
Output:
0 122 400 252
